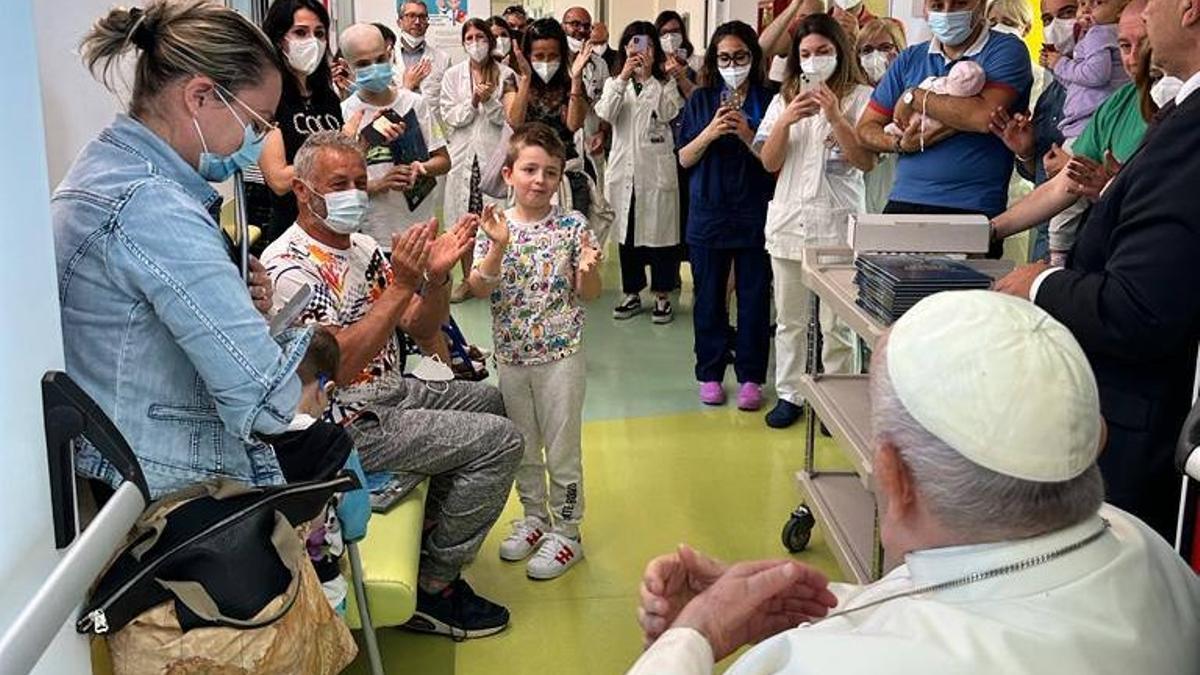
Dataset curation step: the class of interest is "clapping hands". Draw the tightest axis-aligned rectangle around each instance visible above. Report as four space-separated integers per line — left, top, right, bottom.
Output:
988 107 1035 160
404 58 433 91
480 204 511 249
427 215 479 279
1064 150 1123 199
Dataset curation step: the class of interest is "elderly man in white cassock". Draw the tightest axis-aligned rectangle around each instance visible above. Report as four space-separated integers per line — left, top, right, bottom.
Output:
630 291 1200 675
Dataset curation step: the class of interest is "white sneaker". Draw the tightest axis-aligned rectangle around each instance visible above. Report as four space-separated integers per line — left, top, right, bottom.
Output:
499 518 547 562
526 532 584 580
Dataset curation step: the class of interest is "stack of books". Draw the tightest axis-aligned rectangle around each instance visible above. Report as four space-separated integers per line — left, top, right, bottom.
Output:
854 255 994 324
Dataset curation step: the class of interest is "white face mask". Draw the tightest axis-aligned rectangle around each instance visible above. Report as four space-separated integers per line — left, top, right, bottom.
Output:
660 32 683 55
861 51 890 82
991 22 1025 37
494 36 512 57
1044 18 1077 54
1151 76 1184 107
800 55 838 83
465 40 491 63
308 186 369 235
400 30 425 50
719 64 751 90
592 42 608 57
833 0 862 10
286 36 325 76
533 60 561 82
566 35 584 53
411 354 455 382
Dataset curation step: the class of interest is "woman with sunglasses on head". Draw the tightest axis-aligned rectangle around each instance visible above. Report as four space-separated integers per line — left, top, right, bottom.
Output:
53 0 310 498
677 21 776 411
596 22 685 325
257 0 349 250
856 18 907 214
756 14 875 429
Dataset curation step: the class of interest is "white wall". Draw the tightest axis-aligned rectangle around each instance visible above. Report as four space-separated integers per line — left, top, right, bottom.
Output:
33 0 238 203
1 0 92 672
35 0 127 189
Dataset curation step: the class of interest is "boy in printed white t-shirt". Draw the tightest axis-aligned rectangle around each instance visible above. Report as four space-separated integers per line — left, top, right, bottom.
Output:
339 22 450 243
467 123 603 580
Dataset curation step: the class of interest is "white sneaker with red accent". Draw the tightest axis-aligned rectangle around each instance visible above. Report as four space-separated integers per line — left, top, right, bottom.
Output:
499 518 547 562
526 532 584 580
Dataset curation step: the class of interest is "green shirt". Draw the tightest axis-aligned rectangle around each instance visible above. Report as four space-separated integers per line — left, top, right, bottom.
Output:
1071 83 1148 164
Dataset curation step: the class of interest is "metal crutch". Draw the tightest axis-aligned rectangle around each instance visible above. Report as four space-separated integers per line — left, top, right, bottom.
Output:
347 542 385 675
234 170 251 282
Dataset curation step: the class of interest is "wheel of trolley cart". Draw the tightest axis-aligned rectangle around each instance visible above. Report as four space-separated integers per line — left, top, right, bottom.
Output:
781 504 816 553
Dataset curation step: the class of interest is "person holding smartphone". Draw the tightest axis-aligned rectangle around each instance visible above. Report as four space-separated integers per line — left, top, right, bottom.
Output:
677 21 775 411
756 14 875 429
595 23 685 324
339 23 450 241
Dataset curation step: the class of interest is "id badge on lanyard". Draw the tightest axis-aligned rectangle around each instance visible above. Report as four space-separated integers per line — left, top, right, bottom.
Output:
826 136 853 175
648 111 666 145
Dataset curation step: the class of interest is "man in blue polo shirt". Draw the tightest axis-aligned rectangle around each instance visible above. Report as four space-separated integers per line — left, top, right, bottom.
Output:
857 0 1033 255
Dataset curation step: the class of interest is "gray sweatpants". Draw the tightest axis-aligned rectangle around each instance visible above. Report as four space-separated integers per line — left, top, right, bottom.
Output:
347 377 523 584
496 352 586 539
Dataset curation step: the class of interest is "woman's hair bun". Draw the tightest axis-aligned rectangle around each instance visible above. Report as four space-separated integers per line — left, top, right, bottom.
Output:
127 7 155 51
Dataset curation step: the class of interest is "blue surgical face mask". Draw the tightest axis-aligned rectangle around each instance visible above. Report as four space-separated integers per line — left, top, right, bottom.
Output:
355 62 395 93
193 88 267 182
301 181 369 235
928 10 978 47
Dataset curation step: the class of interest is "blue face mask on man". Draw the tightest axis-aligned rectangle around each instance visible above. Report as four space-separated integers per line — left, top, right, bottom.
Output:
928 9 978 47
355 62 395 93
192 86 270 183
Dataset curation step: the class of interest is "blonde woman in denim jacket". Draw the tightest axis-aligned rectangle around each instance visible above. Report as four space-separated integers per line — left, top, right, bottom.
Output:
52 1 309 497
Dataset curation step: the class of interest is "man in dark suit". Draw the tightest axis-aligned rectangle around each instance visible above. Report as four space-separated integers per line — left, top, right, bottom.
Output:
995 0 1200 540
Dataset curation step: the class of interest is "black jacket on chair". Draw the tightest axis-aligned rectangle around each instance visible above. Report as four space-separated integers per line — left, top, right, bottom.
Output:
1035 90 1200 540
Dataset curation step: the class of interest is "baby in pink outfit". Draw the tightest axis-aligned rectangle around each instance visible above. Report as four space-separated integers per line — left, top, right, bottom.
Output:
885 60 986 137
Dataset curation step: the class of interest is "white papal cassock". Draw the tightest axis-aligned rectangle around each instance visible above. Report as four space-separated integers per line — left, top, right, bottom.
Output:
629 505 1200 675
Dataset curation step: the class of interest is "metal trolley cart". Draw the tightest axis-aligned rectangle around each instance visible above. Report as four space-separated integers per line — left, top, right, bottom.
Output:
781 215 1010 583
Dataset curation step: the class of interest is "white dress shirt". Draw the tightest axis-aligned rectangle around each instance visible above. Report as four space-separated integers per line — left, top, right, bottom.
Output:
629 505 1200 674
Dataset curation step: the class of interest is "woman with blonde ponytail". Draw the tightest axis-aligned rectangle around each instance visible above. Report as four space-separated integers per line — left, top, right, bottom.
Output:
52 1 307 497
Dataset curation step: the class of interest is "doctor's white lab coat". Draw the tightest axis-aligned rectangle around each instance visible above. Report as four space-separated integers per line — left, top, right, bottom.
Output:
439 60 514 227
396 43 452 115
594 75 684 248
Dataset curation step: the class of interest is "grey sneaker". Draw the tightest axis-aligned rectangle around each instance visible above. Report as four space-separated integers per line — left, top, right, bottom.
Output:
651 297 674 324
613 294 643 320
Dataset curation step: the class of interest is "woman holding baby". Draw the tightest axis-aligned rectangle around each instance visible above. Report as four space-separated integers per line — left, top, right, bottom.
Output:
752 13 875 429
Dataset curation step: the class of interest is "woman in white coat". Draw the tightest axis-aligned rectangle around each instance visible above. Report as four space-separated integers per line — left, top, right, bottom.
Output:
440 17 517 302
755 14 875 428
594 22 685 324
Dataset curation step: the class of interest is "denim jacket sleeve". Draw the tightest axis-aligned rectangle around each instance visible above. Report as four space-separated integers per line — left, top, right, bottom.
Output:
108 178 306 440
